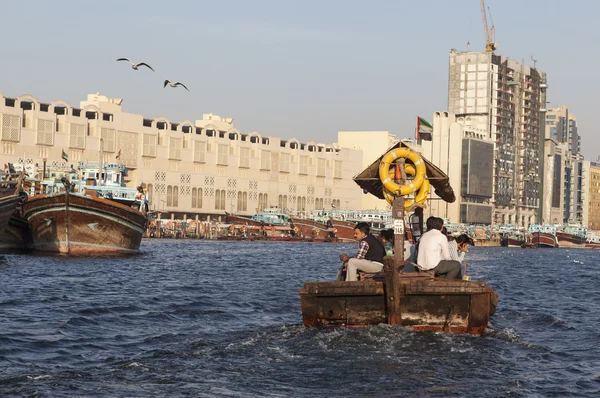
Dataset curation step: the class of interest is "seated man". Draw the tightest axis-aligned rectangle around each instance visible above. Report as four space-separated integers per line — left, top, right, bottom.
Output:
416 217 461 279
339 222 385 281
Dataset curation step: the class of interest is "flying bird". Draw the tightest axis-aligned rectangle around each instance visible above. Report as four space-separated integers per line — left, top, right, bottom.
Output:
116 58 154 71
163 80 190 91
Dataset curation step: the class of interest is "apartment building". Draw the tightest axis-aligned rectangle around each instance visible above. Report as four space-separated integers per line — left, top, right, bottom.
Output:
0 92 363 218
446 50 547 226
588 161 600 231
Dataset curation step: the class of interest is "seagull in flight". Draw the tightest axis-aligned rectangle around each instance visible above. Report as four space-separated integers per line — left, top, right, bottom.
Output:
164 80 190 91
116 58 154 71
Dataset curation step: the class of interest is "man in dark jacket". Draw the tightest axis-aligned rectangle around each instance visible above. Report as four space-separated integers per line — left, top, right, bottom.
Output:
339 222 385 281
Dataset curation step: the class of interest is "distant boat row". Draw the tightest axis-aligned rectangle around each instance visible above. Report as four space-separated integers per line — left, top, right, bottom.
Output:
499 223 600 249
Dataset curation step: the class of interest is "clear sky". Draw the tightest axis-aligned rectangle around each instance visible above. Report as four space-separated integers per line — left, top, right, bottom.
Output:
1 0 598 160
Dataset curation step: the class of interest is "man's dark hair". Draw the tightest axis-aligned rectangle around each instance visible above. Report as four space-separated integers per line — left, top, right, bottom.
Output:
355 222 370 235
430 217 444 231
380 228 394 243
456 234 474 246
425 216 437 231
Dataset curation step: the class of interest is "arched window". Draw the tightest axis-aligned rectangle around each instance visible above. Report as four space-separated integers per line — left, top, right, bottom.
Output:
220 190 226 210
215 189 222 210
258 193 263 211
147 184 153 207
237 191 243 212
278 194 283 209
283 195 288 210
297 196 303 211
197 188 203 208
167 185 173 206
173 186 179 207
243 192 247 211
192 188 197 208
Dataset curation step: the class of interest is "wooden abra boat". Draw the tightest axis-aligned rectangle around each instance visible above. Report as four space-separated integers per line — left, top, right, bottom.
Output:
0 172 25 240
299 142 498 335
22 186 148 255
300 259 497 334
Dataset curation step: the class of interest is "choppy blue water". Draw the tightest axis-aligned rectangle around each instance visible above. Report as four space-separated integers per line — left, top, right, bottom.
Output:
1 240 599 397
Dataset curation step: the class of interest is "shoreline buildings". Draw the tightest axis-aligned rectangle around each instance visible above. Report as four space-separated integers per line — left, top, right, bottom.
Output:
543 106 589 225
0 92 363 220
422 50 547 227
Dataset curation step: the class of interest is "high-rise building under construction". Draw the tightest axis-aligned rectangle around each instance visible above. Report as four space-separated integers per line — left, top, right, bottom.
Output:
446 50 547 226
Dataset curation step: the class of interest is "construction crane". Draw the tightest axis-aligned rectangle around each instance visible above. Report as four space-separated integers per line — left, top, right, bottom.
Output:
480 0 496 52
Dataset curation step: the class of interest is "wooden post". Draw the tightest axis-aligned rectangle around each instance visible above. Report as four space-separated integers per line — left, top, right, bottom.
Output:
386 158 406 325
393 158 406 265
157 212 162 238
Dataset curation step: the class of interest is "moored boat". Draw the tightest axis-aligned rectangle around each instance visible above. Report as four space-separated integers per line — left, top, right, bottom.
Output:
22 184 147 255
224 212 263 226
0 172 25 240
0 215 33 251
500 234 525 247
289 216 334 241
555 223 587 246
526 225 559 248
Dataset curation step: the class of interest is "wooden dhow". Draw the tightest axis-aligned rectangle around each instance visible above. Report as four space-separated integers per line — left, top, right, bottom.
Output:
0 172 25 241
22 180 147 255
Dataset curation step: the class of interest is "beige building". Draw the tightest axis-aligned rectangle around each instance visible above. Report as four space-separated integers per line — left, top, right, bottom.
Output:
0 92 364 218
337 130 399 210
588 162 600 231
542 139 567 224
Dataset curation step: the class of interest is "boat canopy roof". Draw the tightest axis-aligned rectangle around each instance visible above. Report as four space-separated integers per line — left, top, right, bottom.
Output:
353 142 456 203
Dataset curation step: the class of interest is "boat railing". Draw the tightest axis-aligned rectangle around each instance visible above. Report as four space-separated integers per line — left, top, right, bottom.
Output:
85 186 137 201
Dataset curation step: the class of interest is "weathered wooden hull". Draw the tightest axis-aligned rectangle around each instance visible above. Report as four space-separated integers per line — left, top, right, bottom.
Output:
289 216 335 241
22 193 147 255
530 233 558 248
0 173 24 241
0 216 33 250
329 219 357 242
501 236 525 247
224 213 264 226
0 195 22 241
556 231 586 246
299 265 497 335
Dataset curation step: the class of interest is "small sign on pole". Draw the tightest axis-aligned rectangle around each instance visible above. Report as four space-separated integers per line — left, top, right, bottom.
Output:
393 219 404 235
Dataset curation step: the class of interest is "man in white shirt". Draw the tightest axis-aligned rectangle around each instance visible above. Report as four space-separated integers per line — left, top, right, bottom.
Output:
416 217 461 279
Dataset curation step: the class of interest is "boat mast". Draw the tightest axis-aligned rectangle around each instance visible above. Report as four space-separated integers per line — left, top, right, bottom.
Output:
100 138 104 186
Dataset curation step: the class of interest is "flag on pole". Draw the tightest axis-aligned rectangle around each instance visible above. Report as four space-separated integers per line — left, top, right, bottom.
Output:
415 116 433 141
116 149 121 160
62 149 68 162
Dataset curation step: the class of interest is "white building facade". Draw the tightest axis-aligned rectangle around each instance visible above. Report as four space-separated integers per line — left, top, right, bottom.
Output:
0 92 363 218
420 112 494 224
